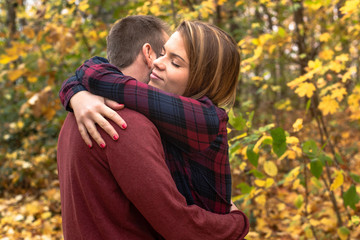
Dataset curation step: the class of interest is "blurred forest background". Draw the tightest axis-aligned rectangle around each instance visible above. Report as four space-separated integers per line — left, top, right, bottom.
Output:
0 0 359 239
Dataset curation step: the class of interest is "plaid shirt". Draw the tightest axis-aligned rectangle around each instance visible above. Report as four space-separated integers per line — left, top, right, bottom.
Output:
59 56 232 214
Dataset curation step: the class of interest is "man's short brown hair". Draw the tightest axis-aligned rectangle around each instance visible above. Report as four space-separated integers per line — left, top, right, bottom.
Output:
107 15 170 69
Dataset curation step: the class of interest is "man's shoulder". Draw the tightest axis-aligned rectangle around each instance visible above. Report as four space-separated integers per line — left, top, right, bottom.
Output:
113 108 159 137
116 108 153 126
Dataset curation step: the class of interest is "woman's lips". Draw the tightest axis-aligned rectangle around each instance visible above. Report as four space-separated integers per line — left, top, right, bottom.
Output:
150 72 163 81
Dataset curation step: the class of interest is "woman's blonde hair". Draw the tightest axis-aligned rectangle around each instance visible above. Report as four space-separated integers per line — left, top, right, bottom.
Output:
177 21 240 107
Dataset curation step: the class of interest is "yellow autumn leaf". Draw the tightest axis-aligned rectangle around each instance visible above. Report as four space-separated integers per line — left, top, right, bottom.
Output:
255 179 266 187
251 23 260 29
292 178 301 190
318 95 339 115
78 1 89 12
16 121 24 129
251 76 263 81
309 219 321 227
305 227 313 238
253 135 272 153
265 178 274 188
308 59 322 70
331 87 347 102
340 0 360 18
0 54 19 64
218 0 227 6
287 136 300 145
328 61 343 73
150 5 160 15
319 32 331 42
278 151 289 162
287 75 307 89
319 49 334 60
22 26 35 39
44 107 56 121
7 69 26 82
335 53 349 62
264 161 278 177
235 0 244 6
292 118 303 132
99 30 108 39
239 161 247 171
255 194 266 207
330 170 344 191
288 150 297 159
27 76 37 83
41 211 52 220
342 66 356 83
295 82 316 98
337 227 350 240
316 77 326 88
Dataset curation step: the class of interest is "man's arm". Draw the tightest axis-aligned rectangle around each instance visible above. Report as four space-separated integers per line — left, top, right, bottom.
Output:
105 110 249 240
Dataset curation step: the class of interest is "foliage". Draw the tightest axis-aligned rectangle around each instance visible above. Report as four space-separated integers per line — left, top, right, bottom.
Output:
0 0 359 239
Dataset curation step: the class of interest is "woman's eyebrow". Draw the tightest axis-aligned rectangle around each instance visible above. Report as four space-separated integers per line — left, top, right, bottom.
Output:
170 52 187 64
163 45 188 64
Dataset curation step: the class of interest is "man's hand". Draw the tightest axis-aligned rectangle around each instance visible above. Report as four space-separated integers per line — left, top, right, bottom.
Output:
70 91 127 148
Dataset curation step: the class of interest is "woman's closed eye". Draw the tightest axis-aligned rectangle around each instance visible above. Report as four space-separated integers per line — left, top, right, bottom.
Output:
171 61 180 68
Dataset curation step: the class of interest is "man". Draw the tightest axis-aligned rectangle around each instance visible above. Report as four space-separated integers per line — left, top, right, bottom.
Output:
57 15 249 239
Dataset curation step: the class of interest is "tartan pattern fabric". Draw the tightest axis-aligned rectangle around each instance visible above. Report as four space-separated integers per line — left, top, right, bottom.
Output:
59 56 232 213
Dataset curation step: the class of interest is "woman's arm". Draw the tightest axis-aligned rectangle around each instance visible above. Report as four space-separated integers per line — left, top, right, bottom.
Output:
65 56 225 152
60 71 129 148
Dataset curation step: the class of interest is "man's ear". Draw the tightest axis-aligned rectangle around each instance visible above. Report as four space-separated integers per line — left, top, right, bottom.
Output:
142 43 155 68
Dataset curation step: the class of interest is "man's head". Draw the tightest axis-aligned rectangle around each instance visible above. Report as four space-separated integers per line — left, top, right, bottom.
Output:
107 15 170 81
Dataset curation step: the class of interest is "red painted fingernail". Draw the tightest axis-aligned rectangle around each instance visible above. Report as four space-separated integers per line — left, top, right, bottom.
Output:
88 144 92 149
122 123 127 129
113 135 118 140
100 143 106 148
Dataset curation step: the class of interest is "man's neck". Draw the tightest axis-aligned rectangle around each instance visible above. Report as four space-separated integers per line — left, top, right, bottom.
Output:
119 54 149 84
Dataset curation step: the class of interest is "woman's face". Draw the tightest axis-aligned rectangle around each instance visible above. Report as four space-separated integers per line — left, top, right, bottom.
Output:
149 31 189 95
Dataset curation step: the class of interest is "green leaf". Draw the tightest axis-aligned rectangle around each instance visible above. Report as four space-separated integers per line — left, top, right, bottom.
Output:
242 133 262 144
302 140 319 159
350 172 360 183
338 226 350 235
258 123 275 133
294 194 303 209
236 182 254 194
310 159 323 179
229 141 241 156
343 185 360 210
248 169 265 179
335 152 344 164
228 108 246 131
277 27 286 37
246 111 254 129
270 127 287 157
319 154 332 165
305 99 311 114
246 144 259 167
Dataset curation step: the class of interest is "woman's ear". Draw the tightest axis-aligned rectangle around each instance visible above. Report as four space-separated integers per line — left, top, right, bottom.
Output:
142 43 155 68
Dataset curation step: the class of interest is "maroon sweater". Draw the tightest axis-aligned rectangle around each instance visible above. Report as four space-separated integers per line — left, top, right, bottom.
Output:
57 109 249 239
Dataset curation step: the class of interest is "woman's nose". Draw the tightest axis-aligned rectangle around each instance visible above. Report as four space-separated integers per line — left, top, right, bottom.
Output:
153 56 165 70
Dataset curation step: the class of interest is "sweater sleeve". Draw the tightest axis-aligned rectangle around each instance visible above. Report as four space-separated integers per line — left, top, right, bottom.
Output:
60 56 225 152
105 111 249 240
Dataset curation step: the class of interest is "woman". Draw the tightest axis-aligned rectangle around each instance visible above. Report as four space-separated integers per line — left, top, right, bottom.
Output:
60 20 240 214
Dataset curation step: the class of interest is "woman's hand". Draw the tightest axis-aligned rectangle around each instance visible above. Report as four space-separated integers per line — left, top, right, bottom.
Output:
70 91 127 148
230 200 239 212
